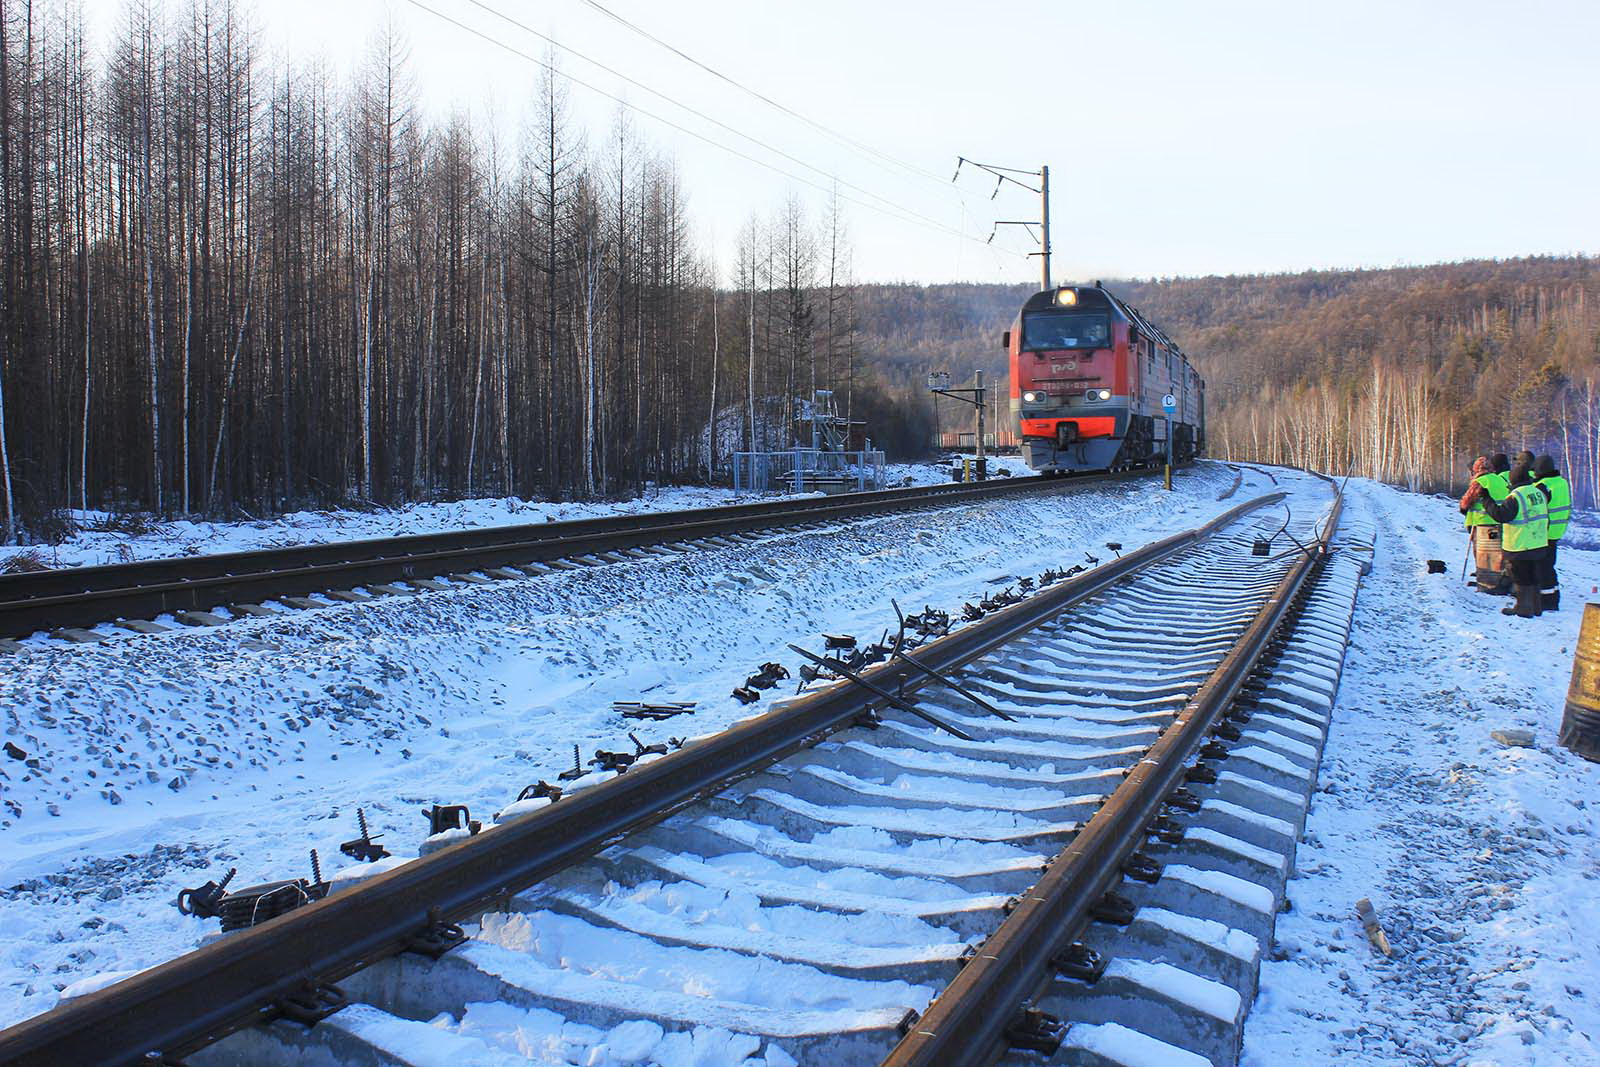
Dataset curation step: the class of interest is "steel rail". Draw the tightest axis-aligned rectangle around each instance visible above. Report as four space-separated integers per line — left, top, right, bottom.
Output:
882 486 1343 1067
0 492 1282 1067
0 469 1155 640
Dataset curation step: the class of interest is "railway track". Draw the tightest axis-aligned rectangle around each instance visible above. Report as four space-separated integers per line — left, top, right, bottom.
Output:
0 479 1372 1066
0 469 1146 646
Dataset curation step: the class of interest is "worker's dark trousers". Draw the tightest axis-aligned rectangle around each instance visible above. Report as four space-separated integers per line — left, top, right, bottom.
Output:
1507 549 1547 617
1539 541 1561 611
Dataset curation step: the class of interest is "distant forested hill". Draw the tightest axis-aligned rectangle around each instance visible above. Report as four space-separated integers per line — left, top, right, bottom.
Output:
854 256 1600 502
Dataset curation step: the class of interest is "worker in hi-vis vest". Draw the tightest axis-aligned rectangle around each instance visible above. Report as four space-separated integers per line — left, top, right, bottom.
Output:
1533 454 1571 611
1458 452 1512 594
1484 463 1551 618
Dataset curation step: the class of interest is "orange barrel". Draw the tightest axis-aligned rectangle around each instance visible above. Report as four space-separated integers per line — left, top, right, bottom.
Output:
1560 602 1600 761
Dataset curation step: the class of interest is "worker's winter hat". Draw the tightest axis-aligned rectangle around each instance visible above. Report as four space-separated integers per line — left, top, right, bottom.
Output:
1514 450 1535 468
1492 453 1510 472
1534 455 1557 478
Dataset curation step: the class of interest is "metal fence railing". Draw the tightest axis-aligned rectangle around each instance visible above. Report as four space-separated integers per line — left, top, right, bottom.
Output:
732 449 887 493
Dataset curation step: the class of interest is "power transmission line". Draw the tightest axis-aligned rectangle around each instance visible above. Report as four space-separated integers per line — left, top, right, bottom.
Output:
572 0 955 191
428 0 999 251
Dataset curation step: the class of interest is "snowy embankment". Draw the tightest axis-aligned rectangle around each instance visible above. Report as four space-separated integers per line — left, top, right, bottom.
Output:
1243 479 1600 1067
0 458 1032 572
0 458 1239 1040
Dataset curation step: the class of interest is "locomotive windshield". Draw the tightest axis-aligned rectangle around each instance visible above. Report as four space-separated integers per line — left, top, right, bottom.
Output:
1022 311 1110 351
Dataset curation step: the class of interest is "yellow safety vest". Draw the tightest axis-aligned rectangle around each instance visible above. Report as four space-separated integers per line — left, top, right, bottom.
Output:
1465 471 1510 528
1502 483 1549 553
1537 475 1571 541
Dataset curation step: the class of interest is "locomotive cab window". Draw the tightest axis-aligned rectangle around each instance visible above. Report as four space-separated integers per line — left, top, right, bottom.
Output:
1021 312 1110 351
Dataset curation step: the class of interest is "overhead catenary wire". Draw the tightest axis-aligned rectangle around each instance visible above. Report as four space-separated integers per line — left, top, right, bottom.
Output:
565 0 1013 266
420 0 1002 252
572 0 957 192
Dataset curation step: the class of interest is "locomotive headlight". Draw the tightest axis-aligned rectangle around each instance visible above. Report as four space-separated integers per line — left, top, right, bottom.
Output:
1055 288 1077 306
1096 389 1112 400
1022 390 1041 403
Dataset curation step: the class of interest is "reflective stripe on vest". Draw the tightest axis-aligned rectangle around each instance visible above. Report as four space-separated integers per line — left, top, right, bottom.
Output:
1538 475 1571 541
1465 471 1510 527
1502 483 1549 552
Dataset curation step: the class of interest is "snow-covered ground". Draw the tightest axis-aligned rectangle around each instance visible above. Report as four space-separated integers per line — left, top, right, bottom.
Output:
1243 479 1600 1067
0 458 1238 1034
0 457 1034 572
8 462 1590 1067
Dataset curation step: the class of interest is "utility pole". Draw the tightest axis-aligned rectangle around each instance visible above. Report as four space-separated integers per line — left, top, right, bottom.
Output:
975 369 987 478
1038 165 1050 291
928 370 988 480
954 158 1052 290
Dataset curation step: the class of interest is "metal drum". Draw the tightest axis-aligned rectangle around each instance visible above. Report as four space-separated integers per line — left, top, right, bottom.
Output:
1560 602 1600 761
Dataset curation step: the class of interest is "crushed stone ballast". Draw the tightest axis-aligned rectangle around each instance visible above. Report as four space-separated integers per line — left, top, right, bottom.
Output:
0 485 1368 1067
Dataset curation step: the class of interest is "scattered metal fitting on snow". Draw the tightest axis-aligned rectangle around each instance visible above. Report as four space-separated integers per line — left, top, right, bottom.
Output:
338 808 389 863
557 744 586 781
422 804 480 837
616 701 696 721
627 733 669 758
516 780 563 804
591 749 637 774
175 867 236 919
732 685 761 705
823 634 857 650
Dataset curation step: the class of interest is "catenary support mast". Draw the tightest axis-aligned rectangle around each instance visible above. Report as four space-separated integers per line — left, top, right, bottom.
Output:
954 158 1052 289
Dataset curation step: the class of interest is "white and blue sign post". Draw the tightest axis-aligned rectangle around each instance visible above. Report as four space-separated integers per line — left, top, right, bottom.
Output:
1162 393 1177 491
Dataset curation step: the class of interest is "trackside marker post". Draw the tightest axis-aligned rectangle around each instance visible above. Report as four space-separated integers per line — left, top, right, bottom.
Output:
1163 393 1177 491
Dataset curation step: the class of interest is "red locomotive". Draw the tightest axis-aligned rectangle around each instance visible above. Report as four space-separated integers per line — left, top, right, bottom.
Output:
1005 283 1205 474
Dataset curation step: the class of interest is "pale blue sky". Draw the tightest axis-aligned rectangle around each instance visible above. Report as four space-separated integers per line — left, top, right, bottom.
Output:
82 0 1600 285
